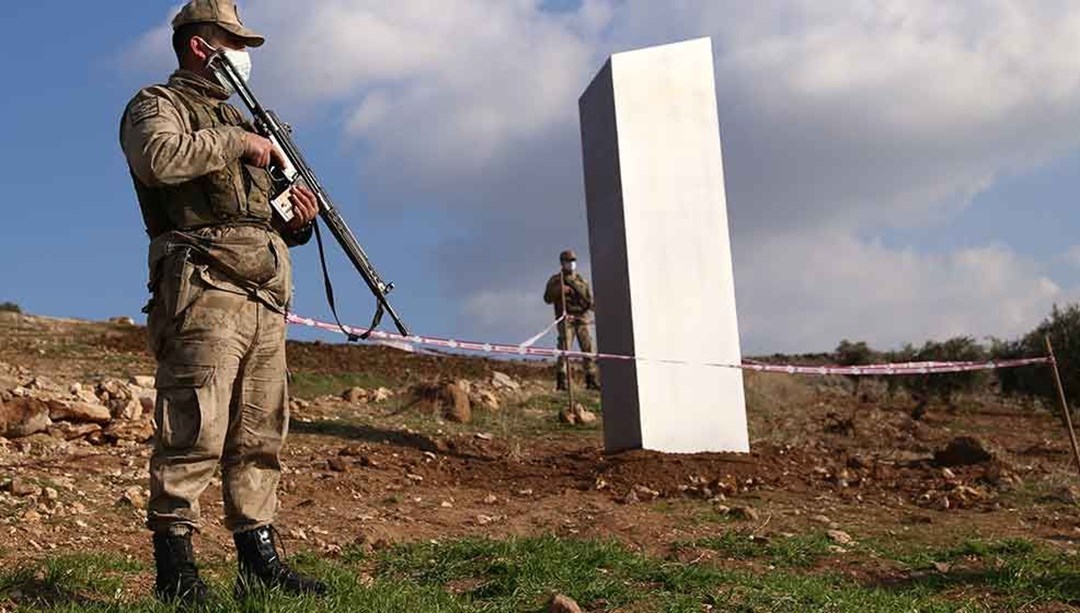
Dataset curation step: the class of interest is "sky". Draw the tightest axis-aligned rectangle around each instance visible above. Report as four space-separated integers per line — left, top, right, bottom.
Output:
3 1 1080 355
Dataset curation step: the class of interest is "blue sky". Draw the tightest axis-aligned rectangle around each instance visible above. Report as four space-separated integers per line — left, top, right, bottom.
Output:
3 1 1080 354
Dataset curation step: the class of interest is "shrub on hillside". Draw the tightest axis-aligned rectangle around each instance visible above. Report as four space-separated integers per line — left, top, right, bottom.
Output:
834 340 876 397
895 337 987 417
995 304 1079 409
0 302 20 314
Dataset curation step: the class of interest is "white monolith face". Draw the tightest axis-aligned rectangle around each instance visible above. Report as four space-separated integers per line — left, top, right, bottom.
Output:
578 37 748 453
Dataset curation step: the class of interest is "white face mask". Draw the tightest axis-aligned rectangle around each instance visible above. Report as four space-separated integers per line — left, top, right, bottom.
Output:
562 261 576 273
200 39 252 95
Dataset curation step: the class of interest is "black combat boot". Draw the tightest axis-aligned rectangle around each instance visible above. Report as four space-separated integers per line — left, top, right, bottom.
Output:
556 371 568 391
234 526 327 598
585 374 601 391
153 529 210 607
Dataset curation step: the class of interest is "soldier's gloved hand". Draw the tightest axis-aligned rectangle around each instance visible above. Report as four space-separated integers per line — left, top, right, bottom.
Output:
242 133 286 168
286 185 319 231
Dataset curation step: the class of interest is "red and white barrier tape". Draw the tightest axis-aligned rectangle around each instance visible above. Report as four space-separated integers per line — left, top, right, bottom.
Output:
285 313 1050 376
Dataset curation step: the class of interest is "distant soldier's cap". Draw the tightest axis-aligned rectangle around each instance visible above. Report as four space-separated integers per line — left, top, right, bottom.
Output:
559 249 577 262
172 0 266 48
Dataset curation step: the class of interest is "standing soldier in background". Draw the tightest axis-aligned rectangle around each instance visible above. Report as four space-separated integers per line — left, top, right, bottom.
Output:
119 0 325 605
544 250 600 391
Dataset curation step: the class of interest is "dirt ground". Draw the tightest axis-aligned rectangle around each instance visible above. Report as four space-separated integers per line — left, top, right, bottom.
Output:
1 312 1079 605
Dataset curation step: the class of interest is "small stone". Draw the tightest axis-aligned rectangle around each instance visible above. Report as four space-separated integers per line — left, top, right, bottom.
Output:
934 436 993 467
327 458 349 473
827 530 854 545
341 387 369 403
941 468 957 480
44 487 58 501
491 371 520 392
406 473 424 483
474 432 493 441
730 506 760 522
933 561 951 573
46 399 111 424
483 494 498 504
631 484 660 502
118 486 146 509
810 514 833 525
440 500 453 508
442 382 471 424
548 594 584 613
475 514 495 526
558 408 577 425
372 388 393 403
129 376 156 389
10 477 42 498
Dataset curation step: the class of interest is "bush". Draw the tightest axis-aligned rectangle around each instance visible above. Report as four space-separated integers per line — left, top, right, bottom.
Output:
834 340 876 397
0 302 20 314
890 337 987 417
995 304 1078 409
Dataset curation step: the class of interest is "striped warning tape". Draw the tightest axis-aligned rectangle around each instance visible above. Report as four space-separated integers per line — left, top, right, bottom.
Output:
285 313 1050 376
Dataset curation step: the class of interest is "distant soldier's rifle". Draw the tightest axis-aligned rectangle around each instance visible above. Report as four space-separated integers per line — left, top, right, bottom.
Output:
207 52 409 339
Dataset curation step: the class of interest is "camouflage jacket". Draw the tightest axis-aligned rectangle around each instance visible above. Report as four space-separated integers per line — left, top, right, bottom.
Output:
544 272 593 319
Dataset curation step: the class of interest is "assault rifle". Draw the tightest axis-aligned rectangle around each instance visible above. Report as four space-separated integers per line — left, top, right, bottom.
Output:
207 52 410 338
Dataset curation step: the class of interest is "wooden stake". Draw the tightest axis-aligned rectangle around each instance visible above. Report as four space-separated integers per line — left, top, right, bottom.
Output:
1044 336 1080 478
560 271 576 413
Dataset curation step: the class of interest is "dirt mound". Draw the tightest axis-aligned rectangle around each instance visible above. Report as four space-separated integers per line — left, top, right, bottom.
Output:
934 436 994 467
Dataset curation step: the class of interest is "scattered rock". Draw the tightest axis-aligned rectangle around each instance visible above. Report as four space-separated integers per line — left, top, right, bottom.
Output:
10 477 42 498
475 514 495 526
491 371 521 392
48 422 103 441
109 316 136 326
933 561 951 574
548 594 583 613
341 387 369 404
730 506 760 522
827 530 854 545
443 382 471 424
1049 485 1080 505
372 388 393 403
0 397 52 438
631 484 660 502
573 404 597 425
934 437 993 467
117 486 146 509
810 514 833 525
472 390 500 412
559 407 578 425
46 399 110 424
129 375 156 389
103 419 154 444
327 458 349 473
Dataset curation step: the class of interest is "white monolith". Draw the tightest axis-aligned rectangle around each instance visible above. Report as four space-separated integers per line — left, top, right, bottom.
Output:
578 37 748 453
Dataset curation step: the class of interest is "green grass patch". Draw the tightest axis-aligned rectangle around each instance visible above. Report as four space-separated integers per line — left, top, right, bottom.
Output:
5 536 1080 611
288 372 391 399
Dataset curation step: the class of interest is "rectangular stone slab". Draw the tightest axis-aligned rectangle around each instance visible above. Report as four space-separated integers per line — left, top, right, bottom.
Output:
578 37 748 453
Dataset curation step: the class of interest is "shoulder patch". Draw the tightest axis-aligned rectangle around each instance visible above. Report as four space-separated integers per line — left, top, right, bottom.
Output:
128 97 162 125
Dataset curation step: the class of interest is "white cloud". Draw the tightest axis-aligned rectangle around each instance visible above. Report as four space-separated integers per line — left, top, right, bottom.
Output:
128 1 1080 351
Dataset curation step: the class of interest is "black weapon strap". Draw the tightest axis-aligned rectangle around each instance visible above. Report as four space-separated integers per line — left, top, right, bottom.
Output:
313 221 372 342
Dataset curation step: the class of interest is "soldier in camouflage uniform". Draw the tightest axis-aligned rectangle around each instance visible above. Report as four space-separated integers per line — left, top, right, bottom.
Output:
543 250 600 391
119 0 326 604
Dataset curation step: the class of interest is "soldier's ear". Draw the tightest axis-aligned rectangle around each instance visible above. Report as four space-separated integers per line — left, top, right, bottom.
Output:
189 36 216 64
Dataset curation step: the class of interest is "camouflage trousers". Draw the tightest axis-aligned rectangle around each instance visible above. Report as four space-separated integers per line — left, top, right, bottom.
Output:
557 317 598 383
146 247 289 534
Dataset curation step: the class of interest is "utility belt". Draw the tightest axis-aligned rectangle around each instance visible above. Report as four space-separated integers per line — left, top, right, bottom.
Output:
146 222 291 315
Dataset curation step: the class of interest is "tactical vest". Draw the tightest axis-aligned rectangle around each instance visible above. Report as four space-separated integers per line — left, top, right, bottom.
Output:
132 84 274 238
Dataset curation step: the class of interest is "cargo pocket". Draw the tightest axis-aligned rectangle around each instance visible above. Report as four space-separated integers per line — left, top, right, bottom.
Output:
154 365 215 451
148 248 205 359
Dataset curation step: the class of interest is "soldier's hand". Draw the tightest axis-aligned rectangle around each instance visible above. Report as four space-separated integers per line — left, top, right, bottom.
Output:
242 133 285 168
286 185 319 231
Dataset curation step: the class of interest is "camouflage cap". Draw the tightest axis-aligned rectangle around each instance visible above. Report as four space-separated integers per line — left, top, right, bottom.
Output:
559 249 577 262
172 0 265 48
